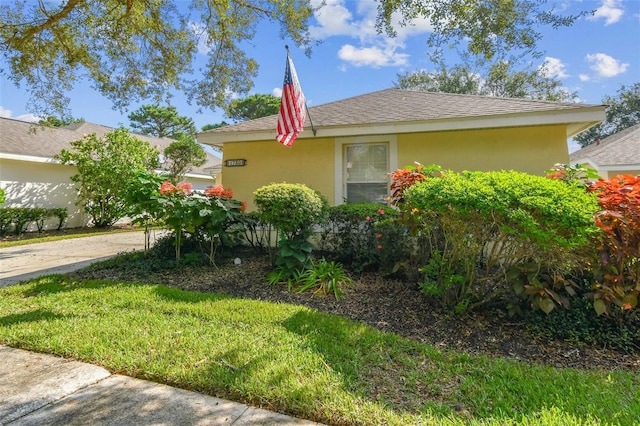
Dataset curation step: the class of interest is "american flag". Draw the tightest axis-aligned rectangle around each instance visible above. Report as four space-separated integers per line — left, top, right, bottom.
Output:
276 52 306 147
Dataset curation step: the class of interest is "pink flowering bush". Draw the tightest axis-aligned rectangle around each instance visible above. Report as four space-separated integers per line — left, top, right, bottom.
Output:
154 181 245 263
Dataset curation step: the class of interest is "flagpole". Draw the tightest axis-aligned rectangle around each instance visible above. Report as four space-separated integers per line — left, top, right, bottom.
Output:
285 45 316 137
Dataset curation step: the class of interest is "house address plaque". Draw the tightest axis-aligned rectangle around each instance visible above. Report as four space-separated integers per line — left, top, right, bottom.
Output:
225 159 247 167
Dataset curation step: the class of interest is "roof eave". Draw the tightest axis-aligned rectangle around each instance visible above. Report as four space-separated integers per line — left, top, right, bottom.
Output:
198 106 607 146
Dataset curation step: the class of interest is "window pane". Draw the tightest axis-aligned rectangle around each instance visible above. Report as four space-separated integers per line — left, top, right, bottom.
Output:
344 143 388 203
346 183 389 204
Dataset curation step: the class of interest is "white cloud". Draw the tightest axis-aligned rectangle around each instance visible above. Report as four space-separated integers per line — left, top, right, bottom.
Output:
0 106 39 122
587 0 624 25
586 53 629 77
0 106 12 118
541 57 568 78
272 87 282 97
310 0 429 69
338 44 409 67
17 113 40 122
310 0 365 39
579 74 591 82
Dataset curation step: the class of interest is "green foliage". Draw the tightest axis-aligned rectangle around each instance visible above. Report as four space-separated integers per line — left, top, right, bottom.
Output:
122 171 166 250
376 0 585 61
153 181 245 264
545 163 600 183
4 278 639 425
201 122 229 132
0 207 68 235
255 183 328 282
508 262 579 315
419 250 467 313
254 183 328 240
55 128 160 227
298 259 353 300
6 208 32 234
128 105 197 139
319 203 403 275
240 211 275 252
405 169 600 312
38 116 84 127
30 207 49 233
0 188 5 205
162 135 208 183
51 208 68 230
574 82 640 147
527 296 640 353
0 1 313 118
267 236 315 286
226 94 281 122
394 60 577 101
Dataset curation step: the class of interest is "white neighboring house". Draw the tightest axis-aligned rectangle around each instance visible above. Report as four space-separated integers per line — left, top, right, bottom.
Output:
0 117 222 229
570 123 640 179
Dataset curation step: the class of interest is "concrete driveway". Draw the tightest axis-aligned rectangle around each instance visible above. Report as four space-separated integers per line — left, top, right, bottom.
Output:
0 230 165 287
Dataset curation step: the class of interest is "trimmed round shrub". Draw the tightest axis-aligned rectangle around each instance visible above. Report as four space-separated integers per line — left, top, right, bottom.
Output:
254 183 328 238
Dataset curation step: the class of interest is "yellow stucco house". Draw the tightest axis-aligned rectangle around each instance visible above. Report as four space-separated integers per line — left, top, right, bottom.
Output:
197 89 605 209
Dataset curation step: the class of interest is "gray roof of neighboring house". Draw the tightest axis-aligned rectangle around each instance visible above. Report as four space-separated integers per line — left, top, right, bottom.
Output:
569 123 640 168
199 88 605 143
0 118 221 176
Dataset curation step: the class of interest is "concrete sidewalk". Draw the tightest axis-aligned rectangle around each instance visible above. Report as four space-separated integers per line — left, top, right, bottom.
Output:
0 345 320 425
0 232 323 425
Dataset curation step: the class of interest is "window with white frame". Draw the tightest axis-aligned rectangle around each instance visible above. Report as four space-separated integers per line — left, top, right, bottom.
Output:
334 135 397 205
344 143 389 203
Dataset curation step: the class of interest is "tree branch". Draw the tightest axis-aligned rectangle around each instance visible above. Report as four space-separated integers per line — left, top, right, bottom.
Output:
16 0 84 45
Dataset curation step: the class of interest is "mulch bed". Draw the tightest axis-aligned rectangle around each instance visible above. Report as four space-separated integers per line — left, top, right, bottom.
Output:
73 250 640 372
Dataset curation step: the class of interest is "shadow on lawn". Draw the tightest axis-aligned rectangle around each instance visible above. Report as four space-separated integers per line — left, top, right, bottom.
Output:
282 309 462 419
0 309 64 328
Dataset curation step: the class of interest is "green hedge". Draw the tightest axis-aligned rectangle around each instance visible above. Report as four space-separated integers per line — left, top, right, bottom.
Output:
404 170 601 312
0 207 68 235
318 203 405 274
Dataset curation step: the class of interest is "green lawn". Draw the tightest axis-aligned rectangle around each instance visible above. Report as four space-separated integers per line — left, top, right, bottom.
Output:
0 275 637 425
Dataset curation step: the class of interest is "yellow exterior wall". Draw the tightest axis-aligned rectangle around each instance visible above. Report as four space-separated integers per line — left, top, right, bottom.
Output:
220 125 570 210
603 169 640 179
397 125 569 175
221 137 335 211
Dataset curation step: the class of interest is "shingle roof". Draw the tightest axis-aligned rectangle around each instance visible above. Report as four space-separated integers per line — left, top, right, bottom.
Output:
0 117 221 175
200 88 604 138
569 123 640 167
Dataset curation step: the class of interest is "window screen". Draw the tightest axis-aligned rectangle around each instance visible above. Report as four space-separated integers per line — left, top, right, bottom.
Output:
344 143 389 203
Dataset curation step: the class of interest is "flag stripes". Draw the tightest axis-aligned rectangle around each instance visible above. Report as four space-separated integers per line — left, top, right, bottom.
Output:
276 52 306 147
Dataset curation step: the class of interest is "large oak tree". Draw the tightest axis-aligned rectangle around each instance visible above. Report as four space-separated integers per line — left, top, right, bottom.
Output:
395 60 577 102
1 1 586 118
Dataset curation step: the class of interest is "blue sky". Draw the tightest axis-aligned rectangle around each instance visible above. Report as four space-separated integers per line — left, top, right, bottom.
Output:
1 0 639 152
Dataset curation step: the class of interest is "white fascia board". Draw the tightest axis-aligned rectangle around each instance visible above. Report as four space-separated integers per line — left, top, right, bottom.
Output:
0 153 58 163
599 164 640 171
199 107 606 146
568 157 598 169
183 172 216 180
568 157 640 172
